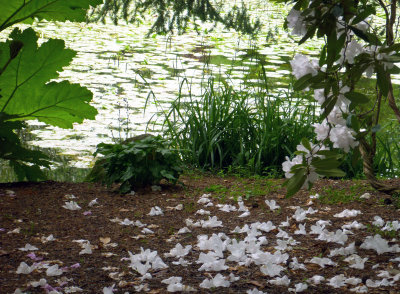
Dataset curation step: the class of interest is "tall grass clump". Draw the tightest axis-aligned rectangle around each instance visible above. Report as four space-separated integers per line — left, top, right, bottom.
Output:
161 77 318 176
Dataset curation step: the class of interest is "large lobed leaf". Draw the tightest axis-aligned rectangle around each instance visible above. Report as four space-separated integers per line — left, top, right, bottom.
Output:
0 0 103 31
0 28 97 128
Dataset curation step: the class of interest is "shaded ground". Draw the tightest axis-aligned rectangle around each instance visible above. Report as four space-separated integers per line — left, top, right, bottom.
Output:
1 173 400 293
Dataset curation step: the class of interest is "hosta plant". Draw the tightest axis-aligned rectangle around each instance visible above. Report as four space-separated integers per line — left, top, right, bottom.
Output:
88 135 183 193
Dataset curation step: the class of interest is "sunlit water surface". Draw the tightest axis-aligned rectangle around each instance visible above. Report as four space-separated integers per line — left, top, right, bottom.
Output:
0 1 396 179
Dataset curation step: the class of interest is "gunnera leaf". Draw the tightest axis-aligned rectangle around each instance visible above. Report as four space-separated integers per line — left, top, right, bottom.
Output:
0 27 97 128
0 0 103 31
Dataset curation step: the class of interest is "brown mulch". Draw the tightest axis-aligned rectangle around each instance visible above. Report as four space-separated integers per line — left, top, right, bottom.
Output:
1 174 400 293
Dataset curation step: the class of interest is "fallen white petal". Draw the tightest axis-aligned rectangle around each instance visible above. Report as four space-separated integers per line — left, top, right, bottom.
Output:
19 243 38 251
46 264 63 276
62 201 81 210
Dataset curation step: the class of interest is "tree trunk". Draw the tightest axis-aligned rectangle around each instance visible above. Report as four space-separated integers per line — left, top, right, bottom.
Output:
359 139 400 195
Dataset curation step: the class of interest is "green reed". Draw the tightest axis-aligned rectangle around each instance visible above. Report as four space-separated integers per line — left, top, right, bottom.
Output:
160 75 317 176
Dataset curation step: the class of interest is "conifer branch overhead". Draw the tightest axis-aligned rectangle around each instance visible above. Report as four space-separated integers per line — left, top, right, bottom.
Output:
88 0 261 36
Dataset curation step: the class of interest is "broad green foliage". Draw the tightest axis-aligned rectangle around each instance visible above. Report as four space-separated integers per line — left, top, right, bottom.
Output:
0 0 102 31
0 28 97 128
89 136 183 193
0 0 102 181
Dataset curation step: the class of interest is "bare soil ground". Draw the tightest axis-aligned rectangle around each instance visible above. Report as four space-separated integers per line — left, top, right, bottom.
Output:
1 174 400 293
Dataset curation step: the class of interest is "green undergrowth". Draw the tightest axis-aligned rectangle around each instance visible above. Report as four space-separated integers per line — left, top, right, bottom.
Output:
202 176 281 202
316 181 372 205
159 75 318 177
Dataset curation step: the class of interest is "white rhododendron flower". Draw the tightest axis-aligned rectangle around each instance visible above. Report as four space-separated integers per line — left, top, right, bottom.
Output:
265 200 280 211
201 216 223 228
269 275 291 286
239 211 250 218
372 216 385 227
19 243 38 251
46 264 63 276
342 221 366 230
126 247 168 275
295 223 307 235
287 9 307 36
31 278 47 287
313 122 330 141
178 227 191 234
148 206 163 216
62 201 81 210
309 257 337 268
282 142 327 188
260 262 285 277
199 274 230 288
172 257 191 266
197 252 228 271
88 198 98 207
317 228 348 244
329 274 347 288
313 89 326 105
329 242 356 257
102 284 115 294
64 286 84 293
16 262 36 274
326 105 347 125
344 254 368 269
141 228 154 234
218 204 237 212
382 220 400 231
329 125 358 152
292 282 308 292
247 288 267 294
161 277 196 292
290 54 319 79
360 234 397 254
289 257 306 270
334 209 362 218
340 39 364 64
165 243 192 258
79 241 93 255
308 275 325 285
196 209 211 215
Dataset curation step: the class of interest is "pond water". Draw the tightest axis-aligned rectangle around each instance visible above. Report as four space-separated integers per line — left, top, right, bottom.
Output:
0 1 396 180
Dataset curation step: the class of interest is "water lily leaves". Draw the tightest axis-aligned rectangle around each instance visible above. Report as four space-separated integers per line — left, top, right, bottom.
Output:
0 0 102 31
0 28 97 128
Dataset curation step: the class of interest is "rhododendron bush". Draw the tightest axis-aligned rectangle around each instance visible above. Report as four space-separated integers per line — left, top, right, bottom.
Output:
273 0 400 196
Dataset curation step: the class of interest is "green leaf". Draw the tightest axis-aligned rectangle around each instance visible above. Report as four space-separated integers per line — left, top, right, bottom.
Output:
293 73 313 91
301 137 312 151
344 92 370 104
320 96 337 121
346 114 360 132
299 26 316 45
351 6 375 25
349 25 381 45
319 45 327 66
284 168 307 198
315 168 346 177
380 44 400 53
376 64 389 96
312 157 342 169
0 28 97 128
316 149 342 157
351 146 361 167
0 0 102 31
